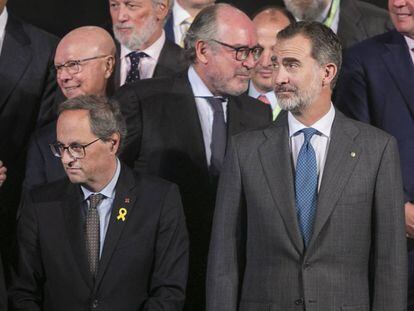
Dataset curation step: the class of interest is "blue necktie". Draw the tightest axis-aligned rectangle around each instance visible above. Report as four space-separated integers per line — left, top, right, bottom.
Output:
125 51 147 84
295 128 318 247
205 97 226 176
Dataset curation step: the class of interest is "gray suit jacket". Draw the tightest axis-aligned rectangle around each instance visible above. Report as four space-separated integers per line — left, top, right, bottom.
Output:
207 110 407 311
338 0 393 48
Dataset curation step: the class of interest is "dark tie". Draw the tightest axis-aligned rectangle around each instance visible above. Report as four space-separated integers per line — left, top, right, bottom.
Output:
206 97 226 175
125 51 147 84
85 193 104 279
295 128 318 247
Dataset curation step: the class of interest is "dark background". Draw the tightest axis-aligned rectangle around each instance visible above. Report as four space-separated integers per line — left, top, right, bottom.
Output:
7 0 388 38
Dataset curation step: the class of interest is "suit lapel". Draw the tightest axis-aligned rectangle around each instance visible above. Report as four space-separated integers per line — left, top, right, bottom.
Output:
227 96 247 140
95 165 137 289
259 115 304 253
382 31 414 118
308 112 361 249
0 15 32 111
337 0 364 48
61 183 94 289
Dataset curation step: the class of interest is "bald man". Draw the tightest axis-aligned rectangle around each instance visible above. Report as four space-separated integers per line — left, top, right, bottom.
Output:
23 26 116 191
248 6 293 119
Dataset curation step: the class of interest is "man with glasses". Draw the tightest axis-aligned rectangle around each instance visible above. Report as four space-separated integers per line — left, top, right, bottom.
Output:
23 26 116 191
10 95 189 311
114 4 271 310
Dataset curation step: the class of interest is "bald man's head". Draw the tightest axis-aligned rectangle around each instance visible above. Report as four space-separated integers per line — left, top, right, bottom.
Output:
54 26 116 99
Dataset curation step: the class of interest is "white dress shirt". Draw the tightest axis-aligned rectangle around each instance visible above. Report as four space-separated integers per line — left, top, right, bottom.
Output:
289 104 335 190
248 81 278 111
119 31 166 85
81 158 121 257
404 35 414 66
172 1 191 46
0 7 8 56
188 66 228 166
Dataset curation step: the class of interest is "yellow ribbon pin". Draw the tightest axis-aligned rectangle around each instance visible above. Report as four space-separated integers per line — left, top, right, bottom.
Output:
117 208 127 221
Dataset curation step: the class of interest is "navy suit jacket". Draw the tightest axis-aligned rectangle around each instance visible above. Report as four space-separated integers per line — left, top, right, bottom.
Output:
335 29 414 306
10 164 188 311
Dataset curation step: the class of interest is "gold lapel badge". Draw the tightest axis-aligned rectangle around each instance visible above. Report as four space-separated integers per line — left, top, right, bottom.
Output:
117 207 128 221
350 151 356 158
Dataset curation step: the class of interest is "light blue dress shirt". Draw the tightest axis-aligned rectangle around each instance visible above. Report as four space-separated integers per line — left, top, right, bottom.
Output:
81 158 121 257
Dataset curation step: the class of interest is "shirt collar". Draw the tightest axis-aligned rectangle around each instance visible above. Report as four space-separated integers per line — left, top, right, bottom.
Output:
172 1 191 26
188 65 215 97
288 103 336 138
81 158 121 200
0 7 8 41
120 30 166 62
404 35 414 52
248 81 277 101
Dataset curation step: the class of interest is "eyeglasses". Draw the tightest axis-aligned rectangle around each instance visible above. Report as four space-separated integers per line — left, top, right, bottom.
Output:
50 138 101 159
54 55 109 75
210 39 264 61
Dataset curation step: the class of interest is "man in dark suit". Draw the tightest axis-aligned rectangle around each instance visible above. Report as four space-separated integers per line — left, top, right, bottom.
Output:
164 0 215 47
207 21 407 311
109 0 187 92
114 4 272 310
283 0 393 48
24 26 117 191
335 0 414 308
0 0 59 279
10 95 189 311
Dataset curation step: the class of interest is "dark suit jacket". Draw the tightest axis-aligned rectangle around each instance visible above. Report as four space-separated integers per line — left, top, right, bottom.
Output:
10 164 189 311
335 29 414 307
113 71 272 310
207 110 407 311
0 12 59 278
164 14 174 44
337 0 392 48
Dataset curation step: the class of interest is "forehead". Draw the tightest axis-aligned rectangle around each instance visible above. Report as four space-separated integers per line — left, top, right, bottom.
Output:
273 34 312 60
55 38 100 63
216 10 257 46
57 110 94 142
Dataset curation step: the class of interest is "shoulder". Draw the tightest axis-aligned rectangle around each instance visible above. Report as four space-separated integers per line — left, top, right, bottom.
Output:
351 0 390 19
7 13 58 49
27 178 72 203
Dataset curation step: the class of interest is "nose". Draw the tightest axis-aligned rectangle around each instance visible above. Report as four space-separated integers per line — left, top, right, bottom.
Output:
272 65 289 86
60 148 76 166
57 68 73 82
241 50 257 70
259 49 272 68
391 0 406 7
116 4 129 23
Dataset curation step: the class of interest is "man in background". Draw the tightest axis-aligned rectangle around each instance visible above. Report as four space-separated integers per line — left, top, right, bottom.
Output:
249 6 293 119
283 0 392 48
24 26 116 190
335 0 414 308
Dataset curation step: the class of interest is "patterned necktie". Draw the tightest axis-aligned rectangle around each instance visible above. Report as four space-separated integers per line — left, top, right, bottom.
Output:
257 94 271 105
85 193 104 279
125 51 147 84
179 17 194 48
295 128 318 247
206 97 226 176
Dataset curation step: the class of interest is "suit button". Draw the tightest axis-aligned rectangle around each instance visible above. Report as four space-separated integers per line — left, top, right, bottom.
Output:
295 298 304 305
92 299 99 308
304 262 311 269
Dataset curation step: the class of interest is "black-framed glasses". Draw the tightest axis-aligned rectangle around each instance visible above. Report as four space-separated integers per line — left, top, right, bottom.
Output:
210 39 264 61
50 138 101 159
54 55 109 75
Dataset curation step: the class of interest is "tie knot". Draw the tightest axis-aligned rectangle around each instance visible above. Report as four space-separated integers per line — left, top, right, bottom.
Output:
257 94 270 105
127 51 147 63
300 127 318 143
206 97 225 113
89 194 104 209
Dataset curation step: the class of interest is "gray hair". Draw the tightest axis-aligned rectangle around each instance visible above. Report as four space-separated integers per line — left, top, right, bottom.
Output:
58 95 127 152
277 21 342 88
184 4 230 63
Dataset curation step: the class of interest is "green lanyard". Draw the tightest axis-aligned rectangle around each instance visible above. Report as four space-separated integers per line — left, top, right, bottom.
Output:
323 0 340 28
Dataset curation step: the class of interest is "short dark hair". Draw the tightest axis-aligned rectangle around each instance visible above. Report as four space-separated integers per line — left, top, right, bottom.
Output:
277 21 342 88
58 95 127 152
251 5 296 24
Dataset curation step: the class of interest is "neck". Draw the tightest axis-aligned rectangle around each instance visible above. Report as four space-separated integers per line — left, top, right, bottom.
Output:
176 0 205 17
252 81 272 95
193 64 221 96
293 94 332 127
84 158 117 193
140 27 162 50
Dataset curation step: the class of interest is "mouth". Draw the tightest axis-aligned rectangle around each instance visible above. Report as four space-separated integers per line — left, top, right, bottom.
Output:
63 85 81 93
394 11 413 19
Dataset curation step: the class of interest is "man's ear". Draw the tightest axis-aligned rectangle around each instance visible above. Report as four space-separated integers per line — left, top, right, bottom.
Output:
105 56 115 79
109 132 121 154
155 0 169 22
322 63 337 87
195 40 209 64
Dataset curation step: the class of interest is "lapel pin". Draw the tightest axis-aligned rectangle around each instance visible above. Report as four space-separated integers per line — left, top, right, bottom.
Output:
117 207 128 221
350 152 356 158
124 198 130 204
